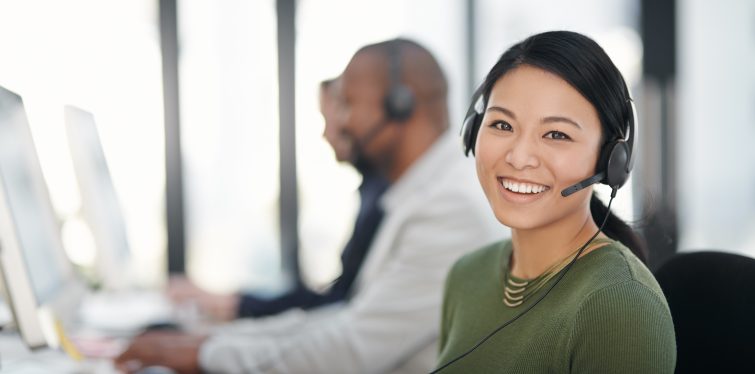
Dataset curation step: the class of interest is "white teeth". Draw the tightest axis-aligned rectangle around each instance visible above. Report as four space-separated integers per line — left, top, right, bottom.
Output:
501 179 548 194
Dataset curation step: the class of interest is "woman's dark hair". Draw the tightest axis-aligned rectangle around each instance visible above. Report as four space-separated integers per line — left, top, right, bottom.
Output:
480 30 648 262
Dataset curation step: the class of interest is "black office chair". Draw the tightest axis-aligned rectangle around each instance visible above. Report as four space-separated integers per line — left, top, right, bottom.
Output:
655 251 755 374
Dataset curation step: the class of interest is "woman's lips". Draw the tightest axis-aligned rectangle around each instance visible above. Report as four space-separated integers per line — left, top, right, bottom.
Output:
497 177 551 204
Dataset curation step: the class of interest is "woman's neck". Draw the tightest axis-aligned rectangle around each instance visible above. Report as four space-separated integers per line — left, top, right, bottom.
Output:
509 208 603 279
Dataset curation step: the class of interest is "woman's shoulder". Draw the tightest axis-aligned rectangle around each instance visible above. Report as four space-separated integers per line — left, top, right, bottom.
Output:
569 266 677 373
576 240 669 309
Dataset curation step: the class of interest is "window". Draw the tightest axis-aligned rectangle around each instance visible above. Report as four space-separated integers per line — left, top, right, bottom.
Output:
0 0 165 287
179 0 283 294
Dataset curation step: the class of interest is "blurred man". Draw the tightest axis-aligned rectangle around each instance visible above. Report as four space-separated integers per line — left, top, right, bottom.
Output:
116 38 504 373
168 77 389 321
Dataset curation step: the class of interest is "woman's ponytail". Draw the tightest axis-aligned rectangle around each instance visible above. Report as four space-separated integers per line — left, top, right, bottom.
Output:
590 193 648 263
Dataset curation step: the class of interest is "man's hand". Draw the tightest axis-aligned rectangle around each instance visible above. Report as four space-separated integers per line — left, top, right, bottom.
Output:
168 275 239 322
114 331 207 374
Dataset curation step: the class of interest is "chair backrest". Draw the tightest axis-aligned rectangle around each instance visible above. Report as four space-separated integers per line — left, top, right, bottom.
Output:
654 251 755 373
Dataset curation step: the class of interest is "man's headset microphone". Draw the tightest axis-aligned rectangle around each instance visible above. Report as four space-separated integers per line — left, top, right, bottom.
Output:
430 80 637 373
342 41 416 165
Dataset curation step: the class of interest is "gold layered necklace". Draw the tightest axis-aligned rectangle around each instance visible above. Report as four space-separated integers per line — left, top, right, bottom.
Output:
502 238 610 308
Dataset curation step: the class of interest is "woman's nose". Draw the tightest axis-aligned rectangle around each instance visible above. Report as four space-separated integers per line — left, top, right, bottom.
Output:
504 136 540 170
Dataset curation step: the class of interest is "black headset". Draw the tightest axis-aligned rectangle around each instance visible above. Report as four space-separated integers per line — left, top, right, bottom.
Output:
434 86 636 373
383 40 416 123
433 62 638 373
460 83 636 197
351 40 417 150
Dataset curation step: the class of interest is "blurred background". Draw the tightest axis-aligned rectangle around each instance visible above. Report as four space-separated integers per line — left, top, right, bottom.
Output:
0 0 752 296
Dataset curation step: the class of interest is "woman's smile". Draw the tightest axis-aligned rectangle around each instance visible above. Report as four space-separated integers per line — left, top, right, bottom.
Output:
497 176 551 204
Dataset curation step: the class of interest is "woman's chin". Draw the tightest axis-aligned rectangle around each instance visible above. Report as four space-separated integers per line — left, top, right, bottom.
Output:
493 211 542 231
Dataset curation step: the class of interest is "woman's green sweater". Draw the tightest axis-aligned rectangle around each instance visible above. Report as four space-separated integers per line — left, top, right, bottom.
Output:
437 239 676 373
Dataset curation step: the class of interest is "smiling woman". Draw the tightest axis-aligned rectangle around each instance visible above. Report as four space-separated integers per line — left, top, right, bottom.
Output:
435 31 676 373
475 65 604 232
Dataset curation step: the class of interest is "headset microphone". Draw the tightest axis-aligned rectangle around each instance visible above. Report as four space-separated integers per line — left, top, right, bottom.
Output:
560 97 636 196
348 117 390 158
560 172 605 197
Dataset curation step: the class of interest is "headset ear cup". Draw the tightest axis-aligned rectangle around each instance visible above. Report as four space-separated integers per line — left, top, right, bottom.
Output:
604 140 630 189
384 84 415 122
462 112 482 156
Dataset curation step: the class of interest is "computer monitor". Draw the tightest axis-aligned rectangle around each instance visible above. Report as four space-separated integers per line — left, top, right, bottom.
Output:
64 106 132 290
0 85 84 349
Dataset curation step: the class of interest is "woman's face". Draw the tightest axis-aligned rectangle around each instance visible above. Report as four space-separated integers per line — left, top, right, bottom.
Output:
475 65 603 230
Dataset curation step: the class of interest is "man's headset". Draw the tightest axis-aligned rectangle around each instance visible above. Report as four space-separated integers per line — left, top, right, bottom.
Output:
384 40 416 122
460 84 637 196
351 40 416 150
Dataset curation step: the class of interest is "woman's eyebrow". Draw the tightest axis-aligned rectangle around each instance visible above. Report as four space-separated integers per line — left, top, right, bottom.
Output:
541 116 582 129
486 105 516 119
486 105 582 130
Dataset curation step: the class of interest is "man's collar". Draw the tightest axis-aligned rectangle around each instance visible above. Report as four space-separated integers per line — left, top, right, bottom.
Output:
380 130 457 212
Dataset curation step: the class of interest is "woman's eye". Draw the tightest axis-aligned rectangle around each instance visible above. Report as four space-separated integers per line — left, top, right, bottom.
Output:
544 131 571 140
490 121 512 131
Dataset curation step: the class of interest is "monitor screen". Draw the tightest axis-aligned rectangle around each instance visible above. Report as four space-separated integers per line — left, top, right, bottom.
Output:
65 106 131 283
0 85 80 348
0 87 66 305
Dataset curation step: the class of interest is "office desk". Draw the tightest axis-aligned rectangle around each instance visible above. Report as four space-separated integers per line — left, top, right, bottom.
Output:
0 332 118 373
